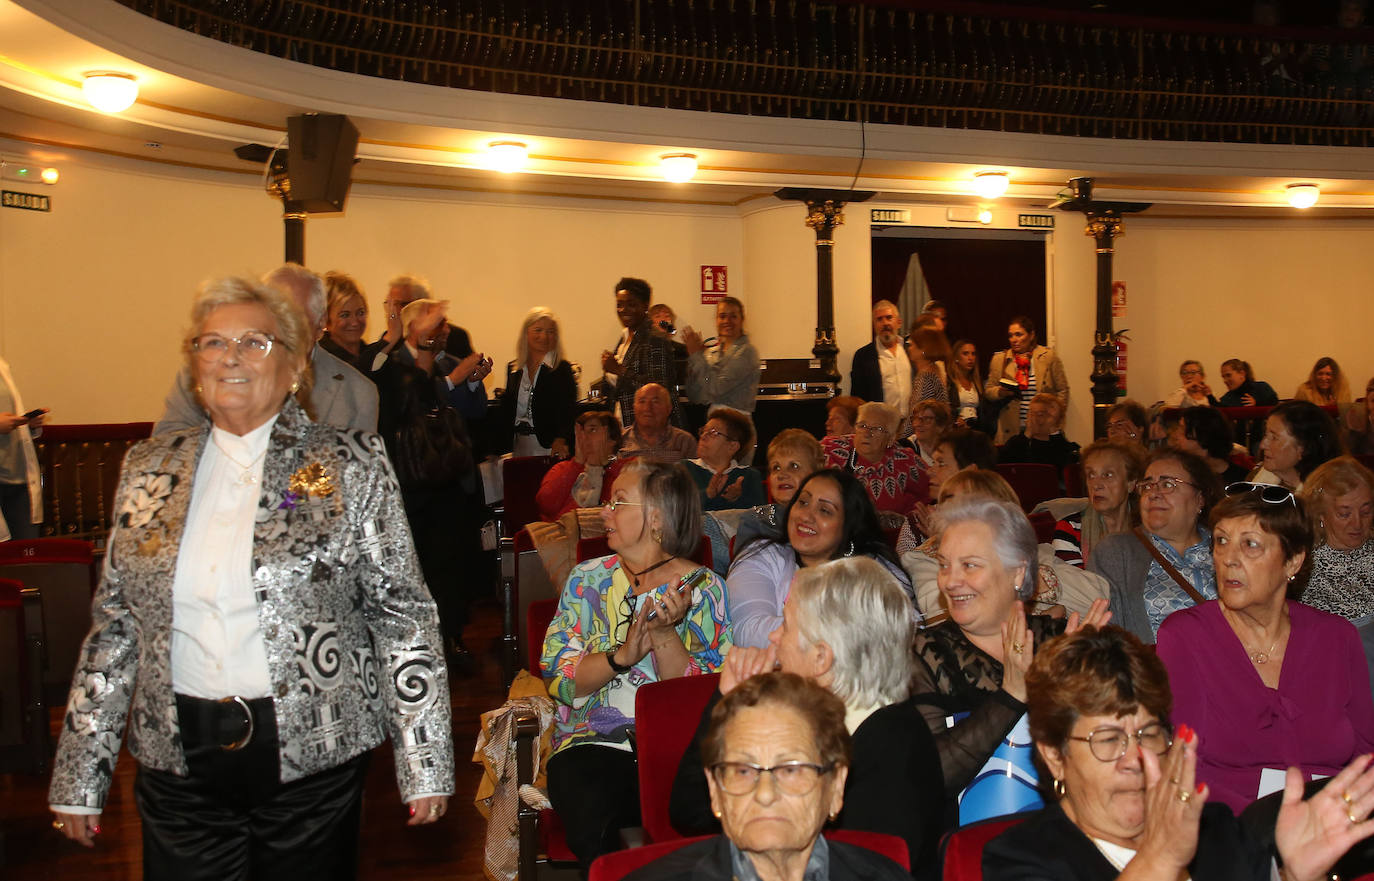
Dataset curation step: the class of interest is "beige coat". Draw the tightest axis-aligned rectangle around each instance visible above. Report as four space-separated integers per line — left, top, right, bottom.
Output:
985 345 1069 443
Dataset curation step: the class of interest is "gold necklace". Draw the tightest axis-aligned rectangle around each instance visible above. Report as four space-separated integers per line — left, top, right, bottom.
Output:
212 435 267 486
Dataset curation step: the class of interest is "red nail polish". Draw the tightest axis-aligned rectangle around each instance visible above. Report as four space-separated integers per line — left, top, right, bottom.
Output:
408 806 416 817
92 825 101 835
1177 723 1190 742
1196 782 1205 794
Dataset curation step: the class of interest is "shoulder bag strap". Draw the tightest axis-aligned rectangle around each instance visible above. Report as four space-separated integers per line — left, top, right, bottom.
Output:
1132 527 1206 605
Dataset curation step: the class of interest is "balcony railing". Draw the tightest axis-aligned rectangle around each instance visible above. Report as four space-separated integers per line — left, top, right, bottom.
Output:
115 0 1374 146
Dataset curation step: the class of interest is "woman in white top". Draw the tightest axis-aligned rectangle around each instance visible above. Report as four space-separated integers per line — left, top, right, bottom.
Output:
498 308 578 458
0 356 45 540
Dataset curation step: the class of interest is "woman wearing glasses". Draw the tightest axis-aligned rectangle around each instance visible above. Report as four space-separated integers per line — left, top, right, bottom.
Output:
1088 449 1221 642
1157 485 1374 814
637 672 909 881
49 279 454 876
822 401 929 519
542 460 732 869
985 626 1374 881
684 406 766 511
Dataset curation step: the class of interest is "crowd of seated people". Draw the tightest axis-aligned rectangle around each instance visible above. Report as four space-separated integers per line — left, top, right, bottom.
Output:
65 260 1374 881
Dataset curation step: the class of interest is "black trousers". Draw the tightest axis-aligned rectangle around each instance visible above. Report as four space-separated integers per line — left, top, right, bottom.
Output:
135 696 370 881
546 744 641 869
0 483 36 540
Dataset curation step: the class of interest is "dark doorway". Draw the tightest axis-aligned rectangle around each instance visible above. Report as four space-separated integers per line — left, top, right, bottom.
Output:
871 228 1048 373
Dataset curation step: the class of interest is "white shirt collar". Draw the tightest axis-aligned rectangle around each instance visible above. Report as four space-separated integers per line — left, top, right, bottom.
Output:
210 412 278 460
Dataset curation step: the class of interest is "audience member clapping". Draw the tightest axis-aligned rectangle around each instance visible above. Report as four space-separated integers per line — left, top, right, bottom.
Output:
535 411 624 520
985 625 1374 881
1172 406 1249 485
823 402 929 518
1161 360 1218 408
1053 440 1145 568
734 428 824 548
902 399 952 467
1343 377 1374 456
542 460 731 869
1105 399 1150 448
1218 358 1279 407
1295 356 1352 408
727 469 912 648
998 392 1080 474
824 395 861 438
620 382 697 464
601 277 682 428
1088 449 1220 642
685 406 765 511
911 497 1111 793
636 673 910 881
670 559 943 877
1251 400 1344 490
497 307 578 458
1157 485 1374 814
684 297 761 414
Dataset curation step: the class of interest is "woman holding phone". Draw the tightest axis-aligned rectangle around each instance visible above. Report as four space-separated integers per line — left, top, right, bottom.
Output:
0 356 45 539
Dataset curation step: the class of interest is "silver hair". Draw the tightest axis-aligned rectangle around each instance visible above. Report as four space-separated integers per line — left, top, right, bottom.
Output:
262 263 326 328
934 496 1038 599
622 459 702 558
857 401 902 435
400 298 446 339
514 307 566 367
790 557 916 707
388 273 432 302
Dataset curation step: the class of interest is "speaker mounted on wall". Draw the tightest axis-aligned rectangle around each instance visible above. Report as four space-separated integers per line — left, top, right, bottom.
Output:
285 113 359 213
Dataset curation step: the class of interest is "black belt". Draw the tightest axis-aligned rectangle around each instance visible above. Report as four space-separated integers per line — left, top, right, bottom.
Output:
175 693 276 751
514 423 537 436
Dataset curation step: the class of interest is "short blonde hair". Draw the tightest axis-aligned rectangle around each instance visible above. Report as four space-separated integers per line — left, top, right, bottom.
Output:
185 277 313 416
768 429 824 473
1301 456 1374 547
400 298 446 338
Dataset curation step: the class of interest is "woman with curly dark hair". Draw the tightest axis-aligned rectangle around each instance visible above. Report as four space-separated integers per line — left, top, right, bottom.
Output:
1249 399 1344 490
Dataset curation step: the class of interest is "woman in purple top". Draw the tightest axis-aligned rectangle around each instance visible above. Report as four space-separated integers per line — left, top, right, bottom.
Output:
1157 483 1374 814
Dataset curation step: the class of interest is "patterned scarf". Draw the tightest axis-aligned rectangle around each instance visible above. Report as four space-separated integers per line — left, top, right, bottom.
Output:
1014 352 1032 389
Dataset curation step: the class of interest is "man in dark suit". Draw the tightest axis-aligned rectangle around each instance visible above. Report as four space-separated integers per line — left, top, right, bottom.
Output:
849 299 909 411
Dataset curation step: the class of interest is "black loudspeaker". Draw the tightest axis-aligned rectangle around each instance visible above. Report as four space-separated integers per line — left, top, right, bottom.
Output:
286 113 359 213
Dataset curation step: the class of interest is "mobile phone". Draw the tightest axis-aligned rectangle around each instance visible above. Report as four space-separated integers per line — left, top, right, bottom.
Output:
21 408 43 420
645 580 691 621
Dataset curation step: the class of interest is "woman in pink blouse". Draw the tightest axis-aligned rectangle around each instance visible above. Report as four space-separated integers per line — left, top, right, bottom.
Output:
1157 483 1374 814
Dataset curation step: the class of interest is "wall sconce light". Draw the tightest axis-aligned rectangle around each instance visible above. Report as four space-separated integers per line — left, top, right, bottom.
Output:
41 168 59 185
486 141 528 173
82 72 139 113
1286 183 1319 209
978 208 993 224
660 153 698 183
972 171 1010 200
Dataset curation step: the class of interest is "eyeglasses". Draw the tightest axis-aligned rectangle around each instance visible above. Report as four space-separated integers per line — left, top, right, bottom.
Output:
604 499 642 512
614 590 640 644
1225 481 1297 507
1106 420 1139 437
1067 723 1172 763
191 332 278 362
855 422 890 436
1137 477 1197 495
710 761 835 796
699 427 738 443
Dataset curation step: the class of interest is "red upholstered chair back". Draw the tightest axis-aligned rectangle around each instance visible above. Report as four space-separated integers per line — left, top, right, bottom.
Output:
527 599 559 676
995 463 1060 513
692 535 713 569
0 539 96 706
1027 510 1056 545
0 578 28 748
502 456 556 538
939 815 1025 881
1062 463 1084 498
588 829 910 881
634 672 722 843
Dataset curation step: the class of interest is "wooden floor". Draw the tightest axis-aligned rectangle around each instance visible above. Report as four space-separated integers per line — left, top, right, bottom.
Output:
0 597 512 880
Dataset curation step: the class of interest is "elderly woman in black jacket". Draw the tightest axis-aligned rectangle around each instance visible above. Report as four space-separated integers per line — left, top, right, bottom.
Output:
497 307 577 458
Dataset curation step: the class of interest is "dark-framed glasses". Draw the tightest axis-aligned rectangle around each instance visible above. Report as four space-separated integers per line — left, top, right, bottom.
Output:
1137 477 1197 495
698 427 736 443
614 591 639 644
710 760 835 796
1225 481 1297 507
855 421 890 436
191 332 277 363
1067 723 1172 763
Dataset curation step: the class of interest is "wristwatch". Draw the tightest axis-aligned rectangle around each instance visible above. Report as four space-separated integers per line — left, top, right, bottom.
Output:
606 648 633 675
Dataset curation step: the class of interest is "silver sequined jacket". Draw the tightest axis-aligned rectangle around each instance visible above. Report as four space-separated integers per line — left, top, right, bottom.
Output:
48 400 454 808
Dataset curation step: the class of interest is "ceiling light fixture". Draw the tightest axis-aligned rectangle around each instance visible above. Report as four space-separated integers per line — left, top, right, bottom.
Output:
486 140 528 173
82 72 139 113
660 153 698 183
1286 183 1319 209
972 171 1010 200
978 208 993 224
40 168 59 185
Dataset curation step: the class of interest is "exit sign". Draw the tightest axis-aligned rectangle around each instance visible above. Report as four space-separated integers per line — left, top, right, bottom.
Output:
2 191 50 212
1018 214 1055 228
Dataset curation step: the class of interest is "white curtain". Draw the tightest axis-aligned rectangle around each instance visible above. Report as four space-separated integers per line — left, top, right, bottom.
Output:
897 252 931 331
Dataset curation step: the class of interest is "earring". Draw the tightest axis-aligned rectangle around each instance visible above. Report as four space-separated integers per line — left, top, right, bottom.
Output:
712 809 722 820
289 378 300 394
1053 778 1066 798
828 810 838 822
194 383 204 396
1319 518 1325 529
651 526 663 543
844 540 855 557
1287 573 1296 582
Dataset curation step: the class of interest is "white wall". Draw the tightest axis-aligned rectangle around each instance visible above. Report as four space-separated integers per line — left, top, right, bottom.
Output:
4 147 1373 440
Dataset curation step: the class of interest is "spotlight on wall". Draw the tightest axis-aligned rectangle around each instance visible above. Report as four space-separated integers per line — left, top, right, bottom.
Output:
660 153 698 183
82 72 139 113
972 170 1010 200
40 167 59 185
486 141 528 173
978 208 993 224
1286 183 1320 209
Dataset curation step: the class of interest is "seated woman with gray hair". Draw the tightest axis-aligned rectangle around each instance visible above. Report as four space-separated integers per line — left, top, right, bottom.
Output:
635 673 909 881
913 497 1109 797
822 401 929 518
672 557 944 879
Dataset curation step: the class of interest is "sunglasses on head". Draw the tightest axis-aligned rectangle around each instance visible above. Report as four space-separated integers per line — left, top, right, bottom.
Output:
1224 481 1297 507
